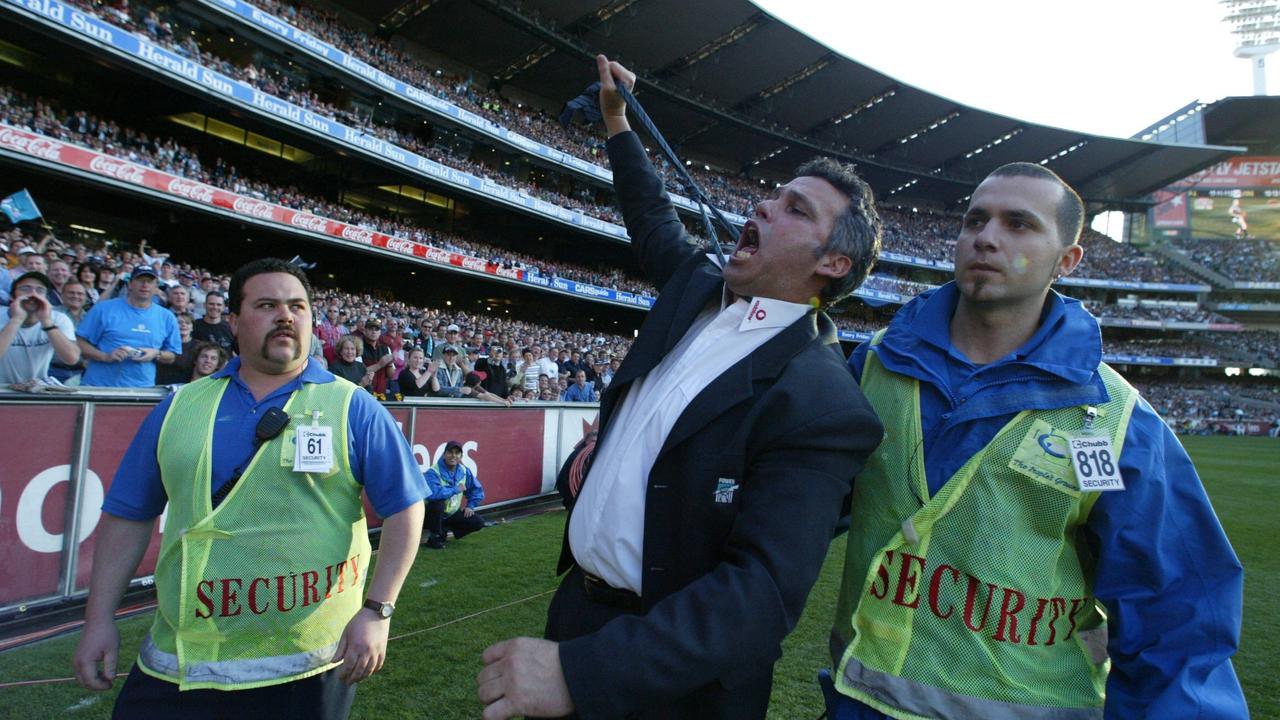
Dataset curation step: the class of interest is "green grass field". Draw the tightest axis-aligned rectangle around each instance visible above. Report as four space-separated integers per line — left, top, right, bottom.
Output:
1 436 1274 718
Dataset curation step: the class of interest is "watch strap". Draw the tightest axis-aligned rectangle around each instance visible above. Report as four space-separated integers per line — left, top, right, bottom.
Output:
363 597 394 618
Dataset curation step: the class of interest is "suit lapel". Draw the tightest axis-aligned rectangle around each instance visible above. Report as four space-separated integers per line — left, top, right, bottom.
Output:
656 309 825 460
599 261 723 427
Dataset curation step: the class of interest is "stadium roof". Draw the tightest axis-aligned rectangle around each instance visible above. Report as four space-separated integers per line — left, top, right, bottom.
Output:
344 0 1244 211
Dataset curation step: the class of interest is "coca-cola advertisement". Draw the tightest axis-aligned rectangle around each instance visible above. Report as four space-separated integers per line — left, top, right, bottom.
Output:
0 122 526 294
89 155 147 184
166 177 217 203
0 127 64 161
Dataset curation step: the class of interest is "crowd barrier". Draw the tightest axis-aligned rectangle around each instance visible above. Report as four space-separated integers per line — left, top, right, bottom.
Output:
0 390 597 614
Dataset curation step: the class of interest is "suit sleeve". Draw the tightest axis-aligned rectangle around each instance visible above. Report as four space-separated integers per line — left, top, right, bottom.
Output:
605 130 699 289
559 394 883 718
1085 398 1247 719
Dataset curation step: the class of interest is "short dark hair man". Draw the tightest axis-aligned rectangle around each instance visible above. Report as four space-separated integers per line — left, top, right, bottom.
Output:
74 258 427 717
478 55 885 719
823 164 1247 718
422 440 485 549
191 291 235 357
560 369 596 403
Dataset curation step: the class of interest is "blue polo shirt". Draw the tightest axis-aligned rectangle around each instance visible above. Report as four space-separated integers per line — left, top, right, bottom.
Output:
561 382 596 402
77 296 182 387
103 357 426 520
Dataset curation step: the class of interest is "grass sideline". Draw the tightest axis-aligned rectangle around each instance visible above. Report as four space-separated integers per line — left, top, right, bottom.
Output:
0 436 1273 718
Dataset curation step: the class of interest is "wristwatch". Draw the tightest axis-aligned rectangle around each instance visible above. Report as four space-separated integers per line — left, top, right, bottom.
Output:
363 597 395 619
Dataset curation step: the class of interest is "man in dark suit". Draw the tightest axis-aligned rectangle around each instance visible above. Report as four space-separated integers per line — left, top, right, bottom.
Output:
477 55 885 720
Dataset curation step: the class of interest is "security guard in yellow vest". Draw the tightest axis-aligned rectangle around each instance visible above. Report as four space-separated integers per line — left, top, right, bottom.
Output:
74 259 427 719
423 440 486 549
825 165 1246 719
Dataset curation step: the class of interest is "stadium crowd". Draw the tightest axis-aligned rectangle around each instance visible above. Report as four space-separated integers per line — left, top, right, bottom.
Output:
0 85 656 295
62 0 766 221
48 0 1280 298
1090 301 1235 325
1135 378 1280 431
4 221 1279 416
1171 236 1280 283
2 2 1277 417
0 229 633 400
1073 229 1202 284
13 82 1206 319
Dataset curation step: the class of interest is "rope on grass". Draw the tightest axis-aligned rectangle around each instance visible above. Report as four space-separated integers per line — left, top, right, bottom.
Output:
0 588 557 690
389 588 556 643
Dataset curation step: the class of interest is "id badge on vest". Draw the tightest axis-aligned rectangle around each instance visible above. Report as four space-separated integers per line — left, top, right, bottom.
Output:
293 425 334 473
1069 406 1124 492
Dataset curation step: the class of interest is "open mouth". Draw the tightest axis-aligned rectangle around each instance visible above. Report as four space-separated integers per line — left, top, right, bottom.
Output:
732 222 761 261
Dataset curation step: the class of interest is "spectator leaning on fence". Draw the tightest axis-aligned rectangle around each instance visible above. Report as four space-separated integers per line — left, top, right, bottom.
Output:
0 271 79 385
432 344 466 397
76 264 179 388
560 370 597 402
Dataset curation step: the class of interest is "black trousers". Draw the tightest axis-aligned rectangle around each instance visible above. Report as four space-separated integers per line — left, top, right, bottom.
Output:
112 664 355 720
424 500 486 540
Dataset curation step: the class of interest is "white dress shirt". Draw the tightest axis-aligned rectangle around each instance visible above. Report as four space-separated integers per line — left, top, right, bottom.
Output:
568 292 810 593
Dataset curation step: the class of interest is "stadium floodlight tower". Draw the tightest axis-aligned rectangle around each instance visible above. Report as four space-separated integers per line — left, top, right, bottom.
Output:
1221 0 1280 94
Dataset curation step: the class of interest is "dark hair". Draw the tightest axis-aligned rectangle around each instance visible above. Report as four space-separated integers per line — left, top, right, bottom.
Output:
191 341 230 378
12 271 53 292
794 157 883 305
226 258 312 314
986 162 1084 246
193 341 229 365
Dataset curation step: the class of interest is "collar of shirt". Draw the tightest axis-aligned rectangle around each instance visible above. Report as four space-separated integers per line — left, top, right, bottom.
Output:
904 282 1067 364
736 296 809 332
703 253 812 329
212 356 334 402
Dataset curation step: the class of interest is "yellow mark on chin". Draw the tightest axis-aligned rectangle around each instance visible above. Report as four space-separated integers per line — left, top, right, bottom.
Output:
1012 255 1030 274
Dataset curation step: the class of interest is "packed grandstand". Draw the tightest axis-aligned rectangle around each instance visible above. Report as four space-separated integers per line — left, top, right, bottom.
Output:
0 0 1276 437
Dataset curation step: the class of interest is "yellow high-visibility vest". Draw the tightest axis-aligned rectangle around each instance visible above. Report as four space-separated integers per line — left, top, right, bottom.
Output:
831 333 1137 719
141 375 368 691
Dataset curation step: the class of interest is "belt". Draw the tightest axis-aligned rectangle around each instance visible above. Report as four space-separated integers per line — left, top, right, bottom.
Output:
581 570 643 613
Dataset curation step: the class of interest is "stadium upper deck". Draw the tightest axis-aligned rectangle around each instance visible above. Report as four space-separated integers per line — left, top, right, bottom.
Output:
294 0 1242 210
0 0 1275 367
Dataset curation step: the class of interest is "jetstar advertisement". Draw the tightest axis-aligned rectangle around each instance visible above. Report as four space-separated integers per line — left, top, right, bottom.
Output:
1152 156 1280 240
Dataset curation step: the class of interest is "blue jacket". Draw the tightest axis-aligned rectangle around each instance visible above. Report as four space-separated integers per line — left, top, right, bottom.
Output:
425 459 483 508
836 283 1246 720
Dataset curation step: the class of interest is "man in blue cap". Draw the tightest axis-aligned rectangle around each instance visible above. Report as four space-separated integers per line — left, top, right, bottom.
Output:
76 264 180 387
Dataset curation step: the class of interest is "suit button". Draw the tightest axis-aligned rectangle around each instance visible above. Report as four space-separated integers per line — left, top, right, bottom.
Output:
649 566 665 573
